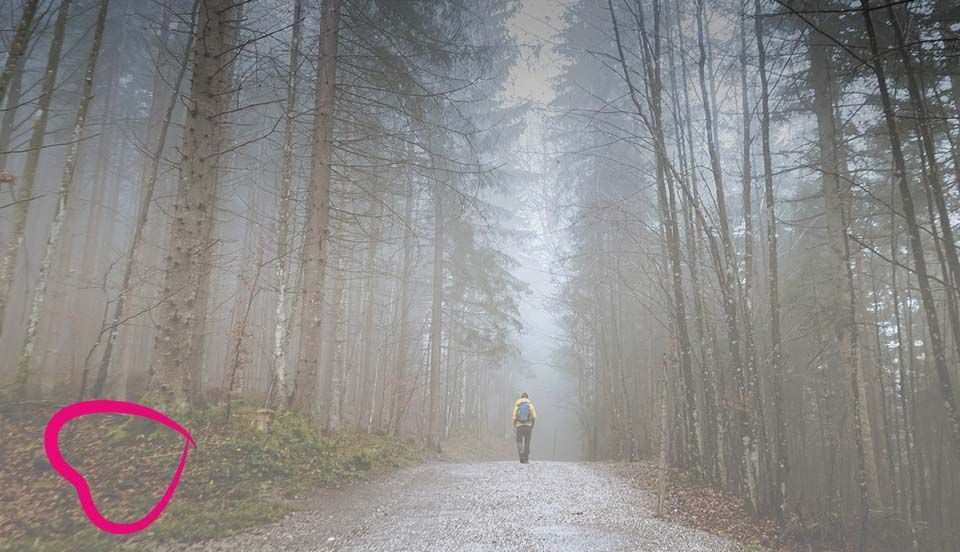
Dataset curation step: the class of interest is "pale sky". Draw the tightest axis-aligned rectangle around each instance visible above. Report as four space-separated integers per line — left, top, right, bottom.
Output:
505 0 565 105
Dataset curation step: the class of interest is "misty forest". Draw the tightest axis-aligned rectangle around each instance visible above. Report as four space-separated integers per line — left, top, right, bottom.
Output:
1 0 960 551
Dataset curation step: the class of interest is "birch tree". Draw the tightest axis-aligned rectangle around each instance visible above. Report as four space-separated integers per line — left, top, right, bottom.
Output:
0 0 70 340
14 0 110 394
269 0 302 410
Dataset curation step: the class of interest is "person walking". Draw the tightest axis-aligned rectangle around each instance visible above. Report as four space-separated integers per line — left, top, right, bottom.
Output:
512 392 537 463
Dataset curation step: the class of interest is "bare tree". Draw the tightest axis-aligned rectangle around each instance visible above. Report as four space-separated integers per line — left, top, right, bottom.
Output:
0 0 71 341
268 0 303 410
14 0 110 393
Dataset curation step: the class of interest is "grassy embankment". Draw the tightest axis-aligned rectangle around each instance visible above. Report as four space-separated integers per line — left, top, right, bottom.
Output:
0 401 424 551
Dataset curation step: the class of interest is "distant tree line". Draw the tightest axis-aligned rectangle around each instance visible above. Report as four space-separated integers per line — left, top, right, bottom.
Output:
0 0 527 449
550 0 960 549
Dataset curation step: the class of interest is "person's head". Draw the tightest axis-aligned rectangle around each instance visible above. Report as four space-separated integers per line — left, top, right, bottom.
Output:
520 392 528 399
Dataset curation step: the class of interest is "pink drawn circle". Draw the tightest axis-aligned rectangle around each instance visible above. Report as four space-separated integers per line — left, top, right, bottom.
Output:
43 400 197 534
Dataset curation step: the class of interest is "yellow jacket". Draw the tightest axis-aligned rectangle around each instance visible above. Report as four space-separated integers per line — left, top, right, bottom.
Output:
513 397 537 428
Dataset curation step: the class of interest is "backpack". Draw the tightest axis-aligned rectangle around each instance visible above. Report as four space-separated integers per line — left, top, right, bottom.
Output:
517 401 531 423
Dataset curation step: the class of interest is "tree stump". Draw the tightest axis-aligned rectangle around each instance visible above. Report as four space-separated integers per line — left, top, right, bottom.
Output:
253 408 274 433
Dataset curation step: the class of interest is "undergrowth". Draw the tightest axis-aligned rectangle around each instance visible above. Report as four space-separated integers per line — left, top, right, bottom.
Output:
0 401 424 551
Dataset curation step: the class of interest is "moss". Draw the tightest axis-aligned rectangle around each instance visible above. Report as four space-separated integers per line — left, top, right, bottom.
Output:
2 402 424 548
145 498 290 542
0 528 122 552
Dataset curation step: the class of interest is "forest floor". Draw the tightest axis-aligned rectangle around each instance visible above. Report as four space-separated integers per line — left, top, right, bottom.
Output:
0 402 427 551
610 464 782 550
1 402 779 551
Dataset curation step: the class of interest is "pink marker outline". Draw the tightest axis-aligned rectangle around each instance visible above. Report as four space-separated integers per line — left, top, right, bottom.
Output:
43 400 197 534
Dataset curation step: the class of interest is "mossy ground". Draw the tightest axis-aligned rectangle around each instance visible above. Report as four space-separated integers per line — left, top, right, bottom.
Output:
0 401 424 551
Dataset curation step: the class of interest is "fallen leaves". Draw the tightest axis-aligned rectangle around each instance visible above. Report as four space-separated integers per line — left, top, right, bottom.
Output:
0 403 424 549
612 462 785 551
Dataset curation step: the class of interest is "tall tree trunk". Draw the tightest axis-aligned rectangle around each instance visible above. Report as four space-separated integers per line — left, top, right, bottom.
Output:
427 167 444 449
0 51 27 169
149 0 235 413
14 0 109 394
269 0 302 409
322 252 345 432
807 17 882 521
610 0 701 474
671 0 721 484
869 261 899 511
890 204 918 522
695 0 756 510
0 0 40 109
390 179 414 436
754 0 788 523
739 3 754 297
290 0 341 413
657 353 670 516
738 5 769 510
885 2 960 367
186 0 243 400
0 0 70 341
651 0 701 472
860 0 960 461
361 194 383 431
90 1 196 398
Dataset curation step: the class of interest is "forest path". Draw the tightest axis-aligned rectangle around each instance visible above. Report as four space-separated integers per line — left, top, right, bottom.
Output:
177 461 742 551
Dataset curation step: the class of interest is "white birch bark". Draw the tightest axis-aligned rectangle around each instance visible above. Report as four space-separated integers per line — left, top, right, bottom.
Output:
0 0 71 341
14 0 109 393
269 0 303 410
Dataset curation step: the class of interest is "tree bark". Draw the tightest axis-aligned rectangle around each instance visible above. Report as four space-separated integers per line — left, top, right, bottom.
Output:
0 49 27 169
657 354 669 517
91 1 197 398
807 17 882 517
0 0 40 109
754 0 788 523
15 0 109 394
290 0 341 413
149 0 235 412
885 2 960 367
361 193 383 431
860 0 960 461
696 0 757 510
427 162 444 449
0 0 71 341
269 0 302 409
609 0 702 474
671 0 721 484
390 179 415 436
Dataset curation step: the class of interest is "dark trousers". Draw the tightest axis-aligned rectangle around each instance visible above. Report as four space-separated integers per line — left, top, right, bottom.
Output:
516 426 532 461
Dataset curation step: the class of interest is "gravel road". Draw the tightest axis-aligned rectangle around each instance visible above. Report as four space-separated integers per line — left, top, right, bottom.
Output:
177 462 742 551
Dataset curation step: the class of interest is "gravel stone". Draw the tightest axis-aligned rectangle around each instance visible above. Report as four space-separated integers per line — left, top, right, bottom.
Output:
171 462 743 551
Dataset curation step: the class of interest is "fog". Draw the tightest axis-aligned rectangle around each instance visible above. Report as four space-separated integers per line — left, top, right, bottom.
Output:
2 0 960 549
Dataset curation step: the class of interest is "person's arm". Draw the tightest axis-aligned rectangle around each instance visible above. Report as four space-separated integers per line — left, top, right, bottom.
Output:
530 403 537 426
512 401 518 424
